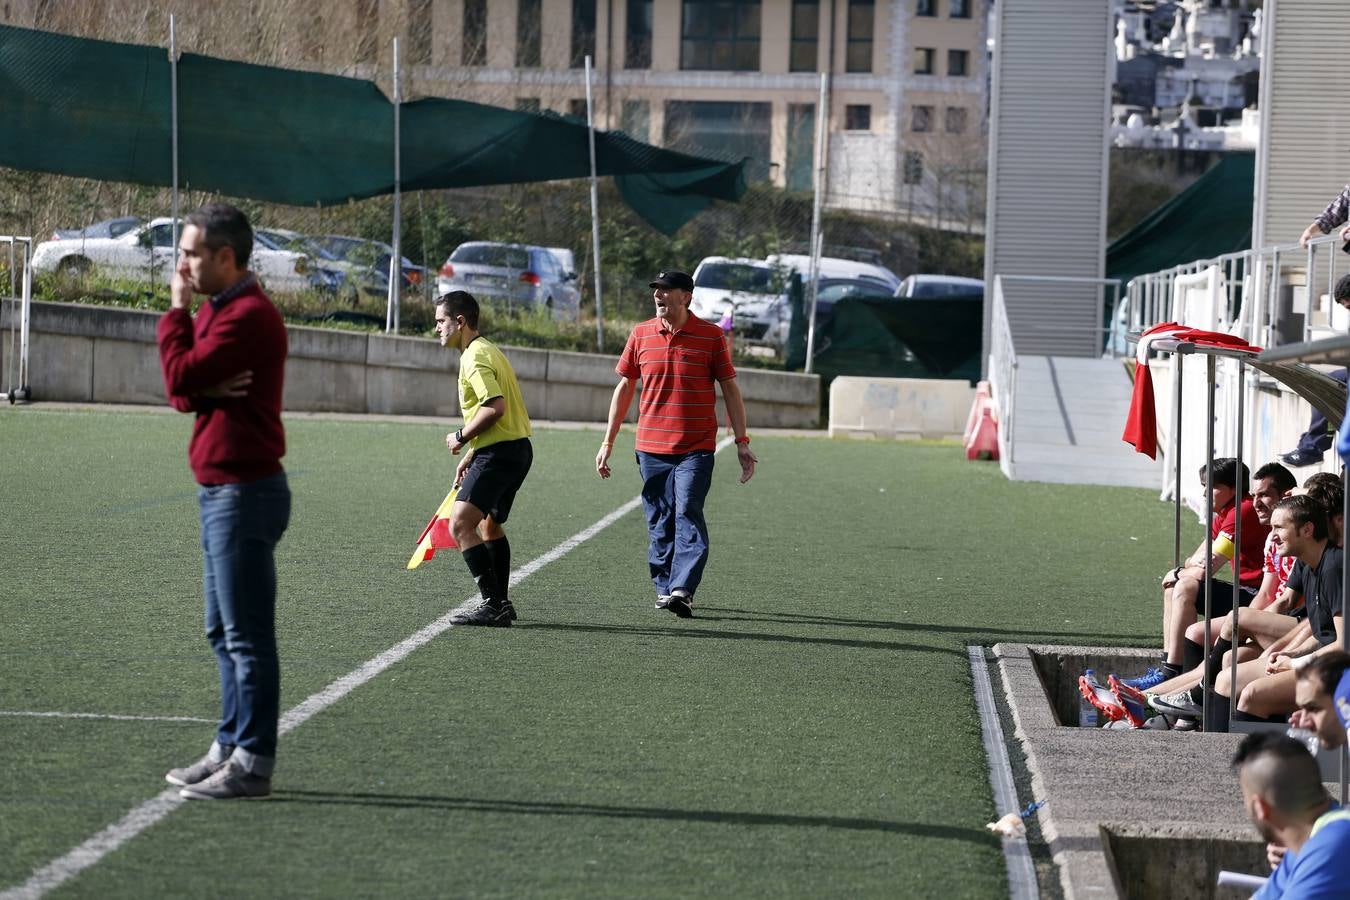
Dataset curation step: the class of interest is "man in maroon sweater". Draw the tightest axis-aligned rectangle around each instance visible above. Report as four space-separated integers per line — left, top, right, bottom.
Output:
156 204 290 800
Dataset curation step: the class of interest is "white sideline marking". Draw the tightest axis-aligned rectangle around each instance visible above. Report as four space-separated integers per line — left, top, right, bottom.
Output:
2 437 732 900
1 502 638 900
0 711 214 724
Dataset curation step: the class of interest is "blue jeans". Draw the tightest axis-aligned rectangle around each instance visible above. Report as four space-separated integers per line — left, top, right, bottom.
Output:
198 471 290 774
637 451 714 598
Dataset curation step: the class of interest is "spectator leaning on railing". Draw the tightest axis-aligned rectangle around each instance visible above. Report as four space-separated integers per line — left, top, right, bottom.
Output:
1280 275 1350 468
1299 185 1350 248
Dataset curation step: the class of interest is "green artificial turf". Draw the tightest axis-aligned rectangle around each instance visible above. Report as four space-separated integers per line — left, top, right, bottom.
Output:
0 407 1191 898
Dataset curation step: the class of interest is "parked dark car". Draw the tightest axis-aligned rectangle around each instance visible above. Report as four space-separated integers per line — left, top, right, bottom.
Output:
314 235 427 297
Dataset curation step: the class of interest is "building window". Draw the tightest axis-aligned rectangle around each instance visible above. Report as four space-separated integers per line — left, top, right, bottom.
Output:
355 0 379 63
621 99 650 141
846 0 874 73
572 0 597 68
916 0 935 15
786 104 815 192
950 0 970 18
903 151 924 185
463 0 487 66
911 105 932 132
789 0 819 73
516 97 541 113
626 0 653 68
948 49 969 77
681 0 761 71
945 106 967 133
665 100 773 181
914 47 935 75
408 0 433 64
517 0 542 67
569 98 590 121
845 104 872 131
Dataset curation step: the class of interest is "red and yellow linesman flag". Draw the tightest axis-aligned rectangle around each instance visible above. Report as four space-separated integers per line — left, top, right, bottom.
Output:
407 486 459 569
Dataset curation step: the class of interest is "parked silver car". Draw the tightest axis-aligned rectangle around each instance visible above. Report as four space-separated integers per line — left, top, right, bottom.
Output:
436 242 580 319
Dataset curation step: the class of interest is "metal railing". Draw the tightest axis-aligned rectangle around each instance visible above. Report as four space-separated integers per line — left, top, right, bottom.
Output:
1 236 32 404
1120 232 1346 351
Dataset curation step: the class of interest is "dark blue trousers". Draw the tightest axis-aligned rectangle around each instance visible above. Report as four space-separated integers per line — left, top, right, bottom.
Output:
637 450 714 598
1298 368 1349 453
198 471 290 772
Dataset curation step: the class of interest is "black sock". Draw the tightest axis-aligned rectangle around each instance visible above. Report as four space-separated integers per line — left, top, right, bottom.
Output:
1161 661 1182 679
1182 638 1205 673
483 537 511 603
1234 709 1288 724
1204 692 1231 733
462 543 501 606
1204 637 1233 690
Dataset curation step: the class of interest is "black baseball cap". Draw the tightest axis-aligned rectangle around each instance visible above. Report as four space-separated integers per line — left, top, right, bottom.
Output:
649 270 694 291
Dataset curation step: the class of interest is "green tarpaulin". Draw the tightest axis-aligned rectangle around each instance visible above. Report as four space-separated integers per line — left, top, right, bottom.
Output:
784 276 982 383
1106 152 1255 288
0 24 746 234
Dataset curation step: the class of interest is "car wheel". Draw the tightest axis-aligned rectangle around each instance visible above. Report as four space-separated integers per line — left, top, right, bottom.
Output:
58 255 92 275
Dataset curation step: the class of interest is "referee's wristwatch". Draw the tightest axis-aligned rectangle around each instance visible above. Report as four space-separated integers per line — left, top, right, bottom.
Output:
455 428 465 444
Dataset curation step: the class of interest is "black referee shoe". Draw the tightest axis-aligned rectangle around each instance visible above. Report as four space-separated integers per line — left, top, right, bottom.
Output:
451 599 511 627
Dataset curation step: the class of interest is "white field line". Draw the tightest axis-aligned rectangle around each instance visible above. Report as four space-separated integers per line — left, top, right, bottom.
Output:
0 711 214 724
2 437 732 900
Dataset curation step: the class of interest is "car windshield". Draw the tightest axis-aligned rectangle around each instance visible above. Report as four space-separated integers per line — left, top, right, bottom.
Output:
816 281 893 304
451 244 530 269
911 280 982 299
256 230 337 260
696 263 778 293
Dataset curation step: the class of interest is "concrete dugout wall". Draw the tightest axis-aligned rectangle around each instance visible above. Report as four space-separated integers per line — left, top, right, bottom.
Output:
0 300 820 427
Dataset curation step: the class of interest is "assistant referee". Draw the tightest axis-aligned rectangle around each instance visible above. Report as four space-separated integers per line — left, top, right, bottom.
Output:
436 291 533 627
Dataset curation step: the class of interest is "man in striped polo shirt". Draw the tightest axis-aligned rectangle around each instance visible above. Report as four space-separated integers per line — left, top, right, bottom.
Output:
595 270 757 618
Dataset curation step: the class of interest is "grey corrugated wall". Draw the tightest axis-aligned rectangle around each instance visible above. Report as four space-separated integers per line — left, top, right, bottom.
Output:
982 0 1113 362
1254 0 1350 251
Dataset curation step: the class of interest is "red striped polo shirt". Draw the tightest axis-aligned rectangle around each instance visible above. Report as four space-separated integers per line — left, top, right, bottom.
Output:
616 314 736 454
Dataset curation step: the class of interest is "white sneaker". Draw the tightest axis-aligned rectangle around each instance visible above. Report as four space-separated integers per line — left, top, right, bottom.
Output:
1149 689 1201 718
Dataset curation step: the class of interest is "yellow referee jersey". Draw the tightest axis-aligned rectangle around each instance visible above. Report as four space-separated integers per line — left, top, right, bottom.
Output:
458 336 532 450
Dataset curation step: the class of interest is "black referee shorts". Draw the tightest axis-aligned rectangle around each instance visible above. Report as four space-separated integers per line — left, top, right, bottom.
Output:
457 437 532 524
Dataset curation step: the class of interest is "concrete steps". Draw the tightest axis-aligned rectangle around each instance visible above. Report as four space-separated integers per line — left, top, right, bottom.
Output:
1003 355 1161 489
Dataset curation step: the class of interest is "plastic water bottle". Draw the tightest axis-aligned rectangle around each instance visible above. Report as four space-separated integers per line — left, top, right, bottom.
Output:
1079 668 1098 728
1286 727 1321 754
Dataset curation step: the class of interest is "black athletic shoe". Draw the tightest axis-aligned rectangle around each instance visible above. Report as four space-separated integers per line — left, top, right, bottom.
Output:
502 599 518 621
451 599 511 627
665 594 693 618
1281 448 1324 467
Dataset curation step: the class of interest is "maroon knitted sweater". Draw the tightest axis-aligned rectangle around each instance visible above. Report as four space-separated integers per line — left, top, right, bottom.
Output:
157 279 287 485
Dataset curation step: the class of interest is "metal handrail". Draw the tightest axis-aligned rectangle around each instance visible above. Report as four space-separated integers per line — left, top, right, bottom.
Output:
1 236 32 404
1122 232 1343 350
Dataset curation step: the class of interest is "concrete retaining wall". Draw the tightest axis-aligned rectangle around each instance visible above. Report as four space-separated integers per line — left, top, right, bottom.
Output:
828 375 975 439
0 299 820 427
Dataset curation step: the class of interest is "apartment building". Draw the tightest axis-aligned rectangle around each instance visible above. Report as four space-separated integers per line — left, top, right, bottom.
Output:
4 0 988 220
